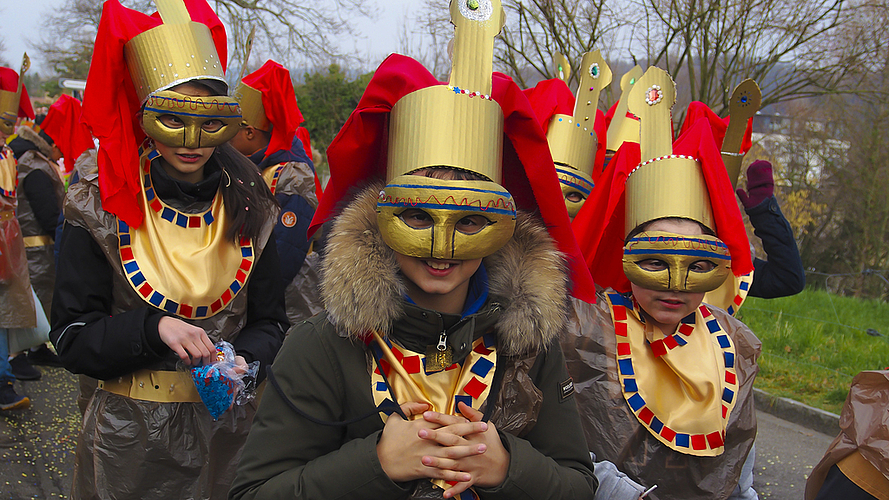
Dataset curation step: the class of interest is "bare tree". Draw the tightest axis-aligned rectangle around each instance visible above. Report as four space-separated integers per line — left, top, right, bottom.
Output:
400 0 626 89
626 0 872 117
31 0 373 81
496 0 626 88
396 2 453 80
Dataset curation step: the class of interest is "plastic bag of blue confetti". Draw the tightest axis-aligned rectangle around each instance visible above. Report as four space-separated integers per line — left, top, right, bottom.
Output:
189 341 259 420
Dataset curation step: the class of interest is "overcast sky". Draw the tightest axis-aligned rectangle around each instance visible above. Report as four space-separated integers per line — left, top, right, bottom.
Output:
2 0 413 75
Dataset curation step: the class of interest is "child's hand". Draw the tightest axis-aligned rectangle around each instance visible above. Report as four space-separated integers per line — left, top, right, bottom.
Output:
158 316 214 366
232 355 248 375
420 402 510 498
377 402 473 484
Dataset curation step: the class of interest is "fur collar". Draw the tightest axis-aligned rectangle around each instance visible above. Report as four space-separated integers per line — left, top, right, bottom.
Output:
320 183 569 355
16 126 53 158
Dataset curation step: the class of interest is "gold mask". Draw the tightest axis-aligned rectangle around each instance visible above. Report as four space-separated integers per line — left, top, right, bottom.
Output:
142 90 242 149
622 231 731 293
556 165 594 218
377 175 516 260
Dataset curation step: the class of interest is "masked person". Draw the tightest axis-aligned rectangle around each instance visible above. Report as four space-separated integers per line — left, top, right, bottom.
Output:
8 115 63 329
567 67 761 500
0 61 38 410
230 60 321 324
806 370 889 500
50 1 287 498
522 50 610 222
230 1 598 499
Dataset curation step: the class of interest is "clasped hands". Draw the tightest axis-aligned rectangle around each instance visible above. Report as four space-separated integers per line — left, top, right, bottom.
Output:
377 401 510 498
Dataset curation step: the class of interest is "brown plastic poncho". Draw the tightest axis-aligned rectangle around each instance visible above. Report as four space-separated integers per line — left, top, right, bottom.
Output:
16 149 65 317
805 370 889 500
0 146 36 329
562 294 761 500
264 160 323 325
64 176 274 500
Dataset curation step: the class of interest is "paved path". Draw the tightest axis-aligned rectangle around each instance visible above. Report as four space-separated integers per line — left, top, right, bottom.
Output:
1 365 840 499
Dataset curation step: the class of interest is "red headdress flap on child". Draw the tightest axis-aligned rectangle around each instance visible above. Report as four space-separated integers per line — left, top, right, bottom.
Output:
238 60 304 158
41 95 94 173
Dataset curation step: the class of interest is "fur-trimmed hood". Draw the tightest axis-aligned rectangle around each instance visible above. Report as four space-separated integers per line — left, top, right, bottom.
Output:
320 183 570 355
12 125 53 159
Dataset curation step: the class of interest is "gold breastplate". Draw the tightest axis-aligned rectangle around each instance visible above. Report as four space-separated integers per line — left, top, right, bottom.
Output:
608 292 739 457
117 151 255 319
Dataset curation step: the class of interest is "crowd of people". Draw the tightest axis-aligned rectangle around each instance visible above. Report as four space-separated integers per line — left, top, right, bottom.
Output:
1 0 885 499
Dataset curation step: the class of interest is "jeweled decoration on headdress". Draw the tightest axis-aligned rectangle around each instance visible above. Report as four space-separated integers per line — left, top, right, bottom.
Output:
554 52 572 83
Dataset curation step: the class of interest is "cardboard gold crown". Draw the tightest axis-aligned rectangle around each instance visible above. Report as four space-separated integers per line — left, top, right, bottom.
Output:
386 0 506 183
124 0 226 103
0 53 30 135
624 67 712 235
545 50 611 177
606 65 643 153
232 28 270 131
721 79 761 186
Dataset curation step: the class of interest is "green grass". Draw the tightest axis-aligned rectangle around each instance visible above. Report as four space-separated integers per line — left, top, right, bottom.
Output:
736 289 889 415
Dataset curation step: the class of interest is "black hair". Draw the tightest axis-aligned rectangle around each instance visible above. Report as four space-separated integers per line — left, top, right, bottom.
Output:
39 130 54 146
214 142 279 243
625 216 716 244
418 167 487 182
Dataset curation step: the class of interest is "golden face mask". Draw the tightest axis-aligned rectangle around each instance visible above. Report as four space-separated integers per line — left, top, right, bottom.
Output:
556 165 594 218
377 175 517 260
622 230 731 292
142 90 242 149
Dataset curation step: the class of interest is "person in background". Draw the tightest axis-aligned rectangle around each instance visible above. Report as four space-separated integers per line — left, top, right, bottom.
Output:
736 160 806 298
806 370 889 500
522 50 611 222
0 61 38 410
230 60 321 323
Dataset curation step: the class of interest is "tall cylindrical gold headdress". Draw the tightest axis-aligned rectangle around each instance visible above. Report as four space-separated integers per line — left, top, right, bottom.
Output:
546 50 612 180
385 0 506 183
376 0 518 261
124 0 226 102
606 65 643 154
624 67 712 235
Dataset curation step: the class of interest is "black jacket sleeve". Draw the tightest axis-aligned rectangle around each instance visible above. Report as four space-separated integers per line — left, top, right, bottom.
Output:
230 236 289 382
22 169 61 235
50 223 170 380
746 196 806 298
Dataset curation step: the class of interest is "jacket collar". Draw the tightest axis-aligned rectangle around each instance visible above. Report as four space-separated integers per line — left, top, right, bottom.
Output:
320 183 570 356
250 137 314 172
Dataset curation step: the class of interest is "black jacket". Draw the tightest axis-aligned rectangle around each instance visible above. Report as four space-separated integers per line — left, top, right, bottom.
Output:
746 196 806 298
50 160 287 381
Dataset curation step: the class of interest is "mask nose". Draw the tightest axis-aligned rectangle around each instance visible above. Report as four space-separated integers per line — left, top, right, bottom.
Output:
183 125 201 149
431 224 454 260
668 262 684 291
